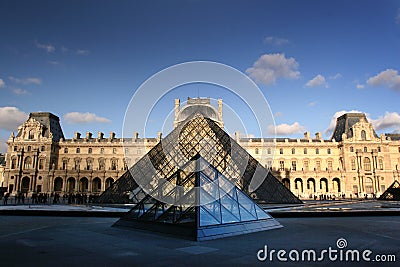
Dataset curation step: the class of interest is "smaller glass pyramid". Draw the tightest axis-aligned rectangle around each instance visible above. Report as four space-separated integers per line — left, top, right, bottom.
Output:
378 180 400 201
114 154 282 241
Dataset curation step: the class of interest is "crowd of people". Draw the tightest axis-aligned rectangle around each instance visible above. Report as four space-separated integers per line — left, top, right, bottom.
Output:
1 192 100 206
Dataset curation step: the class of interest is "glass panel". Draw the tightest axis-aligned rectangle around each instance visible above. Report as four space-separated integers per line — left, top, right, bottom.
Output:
220 193 240 222
237 189 257 216
221 204 240 224
200 206 220 226
254 204 271 220
200 173 219 202
238 203 257 221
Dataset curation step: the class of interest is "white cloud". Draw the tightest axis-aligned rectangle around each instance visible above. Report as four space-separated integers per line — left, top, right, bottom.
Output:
264 36 289 46
356 84 364 89
35 40 55 53
0 138 8 153
325 110 364 137
12 88 29 95
63 112 111 124
366 69 400 91
246 53 300 86
76 49 90 56
9 76 41 85
370 112 400 132
308 101 317 107
48 60 60 65
0 107 28 131
268 122 305 136
305 74 328 88
329 73 342 80
0 78 5 88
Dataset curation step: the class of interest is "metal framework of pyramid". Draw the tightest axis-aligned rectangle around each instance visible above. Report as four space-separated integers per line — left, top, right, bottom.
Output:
378 181 400 201
114 154 282 241
97 113 301 205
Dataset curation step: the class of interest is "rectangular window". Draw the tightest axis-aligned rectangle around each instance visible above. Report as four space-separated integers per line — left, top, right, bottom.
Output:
62 160 67 170
316 160 321 171
303 160 309 171
291 161 297 171
379 159 384 170
279 161 285 171
39 159 44 170
328 160 333 171
351 159 356 170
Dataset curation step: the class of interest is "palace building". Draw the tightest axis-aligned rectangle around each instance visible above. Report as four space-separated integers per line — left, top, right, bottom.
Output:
3 97 400 199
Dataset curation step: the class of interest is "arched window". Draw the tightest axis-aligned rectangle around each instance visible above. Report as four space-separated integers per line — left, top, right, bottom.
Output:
24 156 32 169
361 130 366 141
279 148 283 154
315 148 319 154
267 148 271 154
363 157 371 171
350 146 354 152
378 159 384 170
64 148 68 153
255 148 259 154
364 147 367 153
291 148 295 154
76 148 80 153
28 130 34 139
11 158 16 169
88 148 92 154
327 148 331 154
304 148 307 154
377 146 381 152
111 159 117 170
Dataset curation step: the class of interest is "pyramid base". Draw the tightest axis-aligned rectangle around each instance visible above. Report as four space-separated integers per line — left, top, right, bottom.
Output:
113 218 282 241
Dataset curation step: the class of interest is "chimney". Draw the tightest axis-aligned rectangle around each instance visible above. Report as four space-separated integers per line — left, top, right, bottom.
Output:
97 131 104 139
109 132 115 140
134 132 139 140
74 132 81 139
315 132 322 140
304 131 310 139
234 131 239 141
218 99 223 119
86 132 92 139
174 98 180 121
157 132 162 141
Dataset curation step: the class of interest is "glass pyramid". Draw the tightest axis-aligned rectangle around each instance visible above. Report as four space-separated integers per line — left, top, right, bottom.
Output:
97 113 301 205
378 180 400 201
114 155 282 241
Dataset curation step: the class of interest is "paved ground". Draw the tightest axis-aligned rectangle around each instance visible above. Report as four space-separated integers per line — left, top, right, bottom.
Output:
0 215 399 266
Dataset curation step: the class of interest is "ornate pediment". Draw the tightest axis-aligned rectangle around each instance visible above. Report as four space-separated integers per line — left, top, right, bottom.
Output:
14 117 48 142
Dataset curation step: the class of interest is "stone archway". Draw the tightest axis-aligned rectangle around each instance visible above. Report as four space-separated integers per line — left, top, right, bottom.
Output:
21 176 30 193
54 177 63 192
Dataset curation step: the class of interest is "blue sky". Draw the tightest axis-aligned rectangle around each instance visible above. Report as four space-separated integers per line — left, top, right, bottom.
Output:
1 0 400 152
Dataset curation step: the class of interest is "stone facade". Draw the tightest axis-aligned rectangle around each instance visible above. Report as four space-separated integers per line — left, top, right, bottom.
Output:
3 99 400 199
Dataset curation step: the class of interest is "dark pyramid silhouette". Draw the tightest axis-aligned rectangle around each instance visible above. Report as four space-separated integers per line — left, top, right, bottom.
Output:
378 180 400 201
97 113 301 204
114 154 282 241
